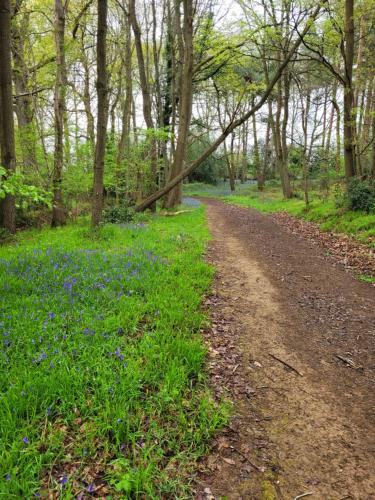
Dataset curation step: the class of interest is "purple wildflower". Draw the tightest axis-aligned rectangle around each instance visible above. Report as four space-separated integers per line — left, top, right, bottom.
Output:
23 436 29 445
87 484 95 493
5 473 11 481
60 475 68 486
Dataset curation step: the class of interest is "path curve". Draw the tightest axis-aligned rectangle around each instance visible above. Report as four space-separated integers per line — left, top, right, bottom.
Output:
197 199 375 500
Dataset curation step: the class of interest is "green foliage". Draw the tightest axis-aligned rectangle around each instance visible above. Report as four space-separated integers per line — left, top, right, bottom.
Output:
0 207 228 497
187 130 226 184
0 228 13 244
102 204 136 224
0 167 51 209
336 178 375 213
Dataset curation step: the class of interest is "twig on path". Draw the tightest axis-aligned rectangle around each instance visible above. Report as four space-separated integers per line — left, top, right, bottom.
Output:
269 353 304 377
335 354 362 370
294 493 313 500
233 448 262 471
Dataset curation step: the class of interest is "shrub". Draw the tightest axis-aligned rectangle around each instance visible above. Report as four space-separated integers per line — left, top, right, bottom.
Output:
336 178 375 213
102 204 136 224
0 227 12 243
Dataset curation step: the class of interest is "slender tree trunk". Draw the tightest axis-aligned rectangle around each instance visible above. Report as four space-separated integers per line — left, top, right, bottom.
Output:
81 46 95 160
371 112 375 181
241 122 248 183
0 0 16 233
51 0 68 227
165 0 194 208
343 0 356 181
11 5 38 171
252 101 263 190
116 12 132 205
91 0 109 226
129 0 157 209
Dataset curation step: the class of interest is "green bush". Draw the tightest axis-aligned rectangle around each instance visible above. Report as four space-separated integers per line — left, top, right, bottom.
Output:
336 178 375 213
102 204 136 224
0 227 12 243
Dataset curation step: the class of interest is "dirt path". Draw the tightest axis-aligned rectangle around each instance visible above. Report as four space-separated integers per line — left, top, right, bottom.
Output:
196 199 375 500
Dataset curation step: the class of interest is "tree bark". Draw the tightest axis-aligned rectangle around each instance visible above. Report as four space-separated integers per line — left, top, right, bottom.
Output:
11 2 38 171
0 0 16 233
116 10 132 204
91 0 109 226
343 0 355 181
129 0 158 209
164 0 194 208
252 99 263 191
51 0 68 227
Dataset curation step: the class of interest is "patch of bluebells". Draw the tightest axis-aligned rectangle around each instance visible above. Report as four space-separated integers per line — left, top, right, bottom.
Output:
0 241 170 493
182 197 202 207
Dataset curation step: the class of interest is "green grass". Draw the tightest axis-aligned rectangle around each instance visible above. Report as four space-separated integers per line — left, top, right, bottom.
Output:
0 207 228 498
184 181 375 247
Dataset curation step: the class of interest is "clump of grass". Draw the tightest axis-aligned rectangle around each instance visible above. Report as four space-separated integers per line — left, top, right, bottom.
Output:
0 207 228 497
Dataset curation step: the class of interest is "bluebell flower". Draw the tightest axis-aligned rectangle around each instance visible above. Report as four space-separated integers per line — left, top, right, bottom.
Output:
60 475 68 486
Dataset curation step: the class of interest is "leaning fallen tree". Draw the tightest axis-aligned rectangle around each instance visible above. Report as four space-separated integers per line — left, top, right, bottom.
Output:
135 3 323 212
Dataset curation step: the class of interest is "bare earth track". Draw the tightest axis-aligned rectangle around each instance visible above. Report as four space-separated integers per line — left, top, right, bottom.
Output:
195 199 375 500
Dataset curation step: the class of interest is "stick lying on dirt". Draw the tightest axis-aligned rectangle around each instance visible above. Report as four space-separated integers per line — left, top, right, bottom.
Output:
294 493 313 500
269 353 304 377
335 354 363 370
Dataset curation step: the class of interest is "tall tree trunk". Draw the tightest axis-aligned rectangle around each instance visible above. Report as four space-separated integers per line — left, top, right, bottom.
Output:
165 0 194 208
371 112 375 181
51 0 68 227
0 0 17 233
81 44 95 160
241 122 248 183
343 0 355 181
11 4 38 172
91 0 109 226
332 91 341 172
252 101 263 190
116 11 132 205
129 0 158 209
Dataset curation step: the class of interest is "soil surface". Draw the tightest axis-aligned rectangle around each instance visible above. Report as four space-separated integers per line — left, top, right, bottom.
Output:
195 199 375 500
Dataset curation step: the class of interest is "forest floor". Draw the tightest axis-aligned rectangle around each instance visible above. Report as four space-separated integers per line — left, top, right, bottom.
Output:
195 199 375 500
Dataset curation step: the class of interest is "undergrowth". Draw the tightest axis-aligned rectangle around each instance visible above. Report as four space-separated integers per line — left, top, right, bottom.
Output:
0 206 228 498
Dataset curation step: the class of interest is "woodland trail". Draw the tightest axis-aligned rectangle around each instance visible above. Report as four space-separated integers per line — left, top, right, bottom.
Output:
196 199 375 500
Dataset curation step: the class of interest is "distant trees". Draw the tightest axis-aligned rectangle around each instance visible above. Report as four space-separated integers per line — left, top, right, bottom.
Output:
0 0 374 234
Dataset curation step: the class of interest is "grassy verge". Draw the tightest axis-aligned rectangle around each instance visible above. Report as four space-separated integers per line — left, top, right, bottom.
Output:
0 207 228 498
184 181 375 247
